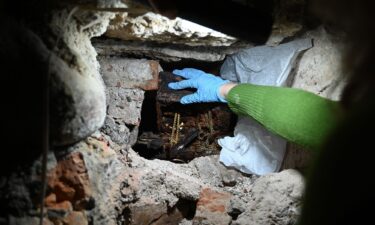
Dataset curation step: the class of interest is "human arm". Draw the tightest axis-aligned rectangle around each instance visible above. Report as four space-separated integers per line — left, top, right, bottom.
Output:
225 83 341 149
169 68 342 150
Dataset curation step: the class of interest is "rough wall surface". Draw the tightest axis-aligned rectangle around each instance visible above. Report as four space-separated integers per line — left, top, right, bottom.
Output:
267 0 306 46
2 53 305 224
291 26 347 100
99 58 162 147
96 57 304 224
49 8 116 146
281 26 346 171
1 1 346 224
105 12 237 47
93 38 249 62
43 136 304 225
3 130 303 225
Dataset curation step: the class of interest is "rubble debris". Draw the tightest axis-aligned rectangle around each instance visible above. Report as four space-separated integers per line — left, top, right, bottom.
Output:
105 12 237 47
1 1 338 224
100 59 163 147
193 188 232 225
49 9 116 146
93 38 250 62
46 152 93 211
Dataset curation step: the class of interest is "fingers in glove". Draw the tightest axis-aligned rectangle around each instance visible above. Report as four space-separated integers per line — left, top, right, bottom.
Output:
172 68 204 79
168 79 197 90
180 93 200 104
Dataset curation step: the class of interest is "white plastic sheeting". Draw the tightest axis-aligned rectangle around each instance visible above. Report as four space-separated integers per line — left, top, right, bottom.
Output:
218 38 313 175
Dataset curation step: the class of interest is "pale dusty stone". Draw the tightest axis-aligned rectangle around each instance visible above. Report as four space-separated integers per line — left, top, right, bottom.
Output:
190 156 223 187
102 87 143 146
3 3 321 224
105 88 144 126
99 58 162 146
49 9 117 146
99 58 161 89
126 198 168 225
291 26 347 100
101 116 136 145
232 170 304 225
106 12 237 47
179 219 193 225
63 211 88 225
93 38 249 62
282 26 347 170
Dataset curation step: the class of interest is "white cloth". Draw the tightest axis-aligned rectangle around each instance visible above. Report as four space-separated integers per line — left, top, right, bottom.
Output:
218 117 286 175
218 38 313 175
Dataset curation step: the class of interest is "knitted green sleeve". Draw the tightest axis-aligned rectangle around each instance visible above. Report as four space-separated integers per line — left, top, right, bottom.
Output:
226 84 341 150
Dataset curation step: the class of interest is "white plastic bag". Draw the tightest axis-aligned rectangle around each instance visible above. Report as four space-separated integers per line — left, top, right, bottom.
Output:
218 38 313 175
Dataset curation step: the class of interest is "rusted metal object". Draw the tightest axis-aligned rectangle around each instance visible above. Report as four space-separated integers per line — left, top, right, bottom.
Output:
134 71 236 162
157 71 195 103
171 128 199 153
137 132 164 150
152 71 236 162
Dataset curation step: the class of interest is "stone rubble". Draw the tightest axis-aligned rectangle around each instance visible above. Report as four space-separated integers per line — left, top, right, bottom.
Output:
54 135 305 225
2 127 304 224
93 38 250 62
105 12 237 47
0 1 347 224
49 8 117 146
99 58 162 147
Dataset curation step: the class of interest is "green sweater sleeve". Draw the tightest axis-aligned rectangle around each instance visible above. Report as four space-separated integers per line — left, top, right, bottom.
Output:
227 84 341 150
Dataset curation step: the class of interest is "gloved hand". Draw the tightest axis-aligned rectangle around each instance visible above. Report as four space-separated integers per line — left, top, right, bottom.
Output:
168 68 230 104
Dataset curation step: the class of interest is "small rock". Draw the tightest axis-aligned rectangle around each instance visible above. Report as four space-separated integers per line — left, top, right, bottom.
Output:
62 211 88 225
190 156 223 187
101 116 132 145
215 158 243 187
233 169 304 225
193 188 232 225
179 218 193 225
126 198 168 225
47 201 72 219
291 26 346 100
103 87 144 146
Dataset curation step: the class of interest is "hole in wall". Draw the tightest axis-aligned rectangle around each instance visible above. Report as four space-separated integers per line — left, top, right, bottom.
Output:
133 59 237 163
228 208 242 221
174 198 197 220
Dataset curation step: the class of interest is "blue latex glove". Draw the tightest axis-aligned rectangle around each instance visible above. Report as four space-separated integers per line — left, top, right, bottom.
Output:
168 68 230 104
